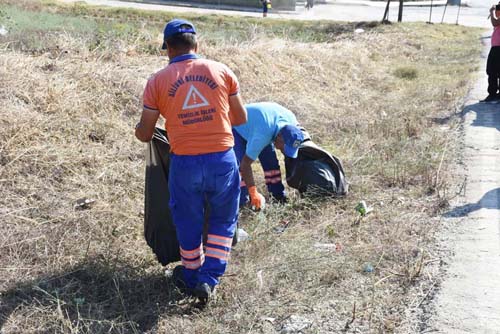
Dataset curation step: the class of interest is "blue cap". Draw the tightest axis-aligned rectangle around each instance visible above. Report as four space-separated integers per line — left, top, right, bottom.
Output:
280 125 304 158
162 19 196 50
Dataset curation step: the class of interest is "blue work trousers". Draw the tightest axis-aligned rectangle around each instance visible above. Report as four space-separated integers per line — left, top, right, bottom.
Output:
232 130 286 205
169 148 240 288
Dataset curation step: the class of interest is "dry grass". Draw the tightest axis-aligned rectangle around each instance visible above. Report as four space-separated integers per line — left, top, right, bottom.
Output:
0 1 483 333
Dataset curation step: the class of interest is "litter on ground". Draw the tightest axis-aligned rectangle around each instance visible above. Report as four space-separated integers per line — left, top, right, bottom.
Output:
281 315 313 333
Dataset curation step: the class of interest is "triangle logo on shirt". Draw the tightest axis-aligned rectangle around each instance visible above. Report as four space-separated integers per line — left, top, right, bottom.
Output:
182 85 210 110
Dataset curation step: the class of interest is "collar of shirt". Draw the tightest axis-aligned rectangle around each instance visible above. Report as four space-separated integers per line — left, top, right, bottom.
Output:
169 53 200 64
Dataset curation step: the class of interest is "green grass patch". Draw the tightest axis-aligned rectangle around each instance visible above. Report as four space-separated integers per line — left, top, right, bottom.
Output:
0 3 98 33
394 66 418 79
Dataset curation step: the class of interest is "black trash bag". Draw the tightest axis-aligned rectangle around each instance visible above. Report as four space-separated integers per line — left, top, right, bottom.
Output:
144 128 180 266
285 137 348 197
143 128 238 265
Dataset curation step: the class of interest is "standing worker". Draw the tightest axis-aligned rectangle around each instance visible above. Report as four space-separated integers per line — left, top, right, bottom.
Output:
482 3 500 102
135 19 247 303
233 102 304 210
260 0 271 17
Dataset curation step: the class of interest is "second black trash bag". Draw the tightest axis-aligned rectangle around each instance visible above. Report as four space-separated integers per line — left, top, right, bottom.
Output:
285 137 348 197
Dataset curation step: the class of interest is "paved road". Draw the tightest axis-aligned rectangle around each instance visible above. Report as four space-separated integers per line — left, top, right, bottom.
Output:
59 0 492 27
430 36 500 334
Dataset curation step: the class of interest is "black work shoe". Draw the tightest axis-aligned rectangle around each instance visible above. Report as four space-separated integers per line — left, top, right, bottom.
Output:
480 95 498 103
172 265 193 296
194 282 215 303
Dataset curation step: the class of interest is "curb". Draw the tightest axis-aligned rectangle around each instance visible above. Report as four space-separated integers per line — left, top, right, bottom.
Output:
113 0 450 14
328 0 448 8
119 0 289 13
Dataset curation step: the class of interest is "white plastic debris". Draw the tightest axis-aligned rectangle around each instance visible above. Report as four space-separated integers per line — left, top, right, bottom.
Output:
236 228 250 242
74 197 96 210
281 315 313 333
354 28 365 34
363 263 374 273
313 243 336 250
261 316 276 323
257 270 264 290
0 26 8 36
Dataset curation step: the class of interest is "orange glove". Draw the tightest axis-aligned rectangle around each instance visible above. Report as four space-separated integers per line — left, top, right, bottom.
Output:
248 186 263 211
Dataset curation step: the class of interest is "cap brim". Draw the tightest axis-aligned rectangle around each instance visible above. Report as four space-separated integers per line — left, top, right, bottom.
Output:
161 41 167 50
284 145 299 159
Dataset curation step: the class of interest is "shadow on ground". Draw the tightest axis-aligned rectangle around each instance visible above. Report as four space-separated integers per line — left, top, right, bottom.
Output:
464 102 500 131
444 187 500 218
0 259 192 332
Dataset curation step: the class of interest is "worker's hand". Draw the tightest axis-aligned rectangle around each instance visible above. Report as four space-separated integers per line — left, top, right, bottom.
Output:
248 186 264 211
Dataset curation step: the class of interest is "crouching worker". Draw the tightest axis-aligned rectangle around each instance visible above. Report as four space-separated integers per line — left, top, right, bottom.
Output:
233 102 305 210
135 19 247 302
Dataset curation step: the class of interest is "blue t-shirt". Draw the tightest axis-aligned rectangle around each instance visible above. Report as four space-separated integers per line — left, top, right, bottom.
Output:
233 102 298 160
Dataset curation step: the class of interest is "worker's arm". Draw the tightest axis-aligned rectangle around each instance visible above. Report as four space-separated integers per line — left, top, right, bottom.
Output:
240 154 264 210
240 155 256 189
229 94 247 126
491 6 500 26
135 108 160 142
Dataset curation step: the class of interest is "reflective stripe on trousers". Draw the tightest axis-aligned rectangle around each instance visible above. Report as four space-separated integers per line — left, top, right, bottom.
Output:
169 148 240 288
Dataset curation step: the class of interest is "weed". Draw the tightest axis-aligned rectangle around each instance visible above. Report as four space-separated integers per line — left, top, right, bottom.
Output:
394 66 418 80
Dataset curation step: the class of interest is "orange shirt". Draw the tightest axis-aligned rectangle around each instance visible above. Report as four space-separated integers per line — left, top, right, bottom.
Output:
143 54 240 155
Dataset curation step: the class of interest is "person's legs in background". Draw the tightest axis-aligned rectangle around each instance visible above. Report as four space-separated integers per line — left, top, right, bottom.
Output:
484 46 500 101
492 46 500 99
